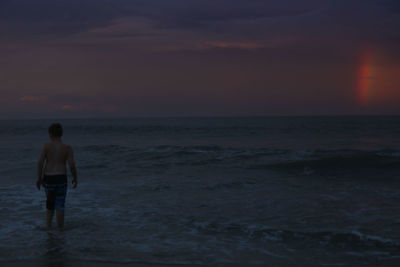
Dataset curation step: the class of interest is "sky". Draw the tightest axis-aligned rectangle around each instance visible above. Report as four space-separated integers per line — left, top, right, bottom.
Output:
0 0 400 118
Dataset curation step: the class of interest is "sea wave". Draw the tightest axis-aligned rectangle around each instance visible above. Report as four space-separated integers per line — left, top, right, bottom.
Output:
78 145 400 172
249 149 400 172
190 221 400 249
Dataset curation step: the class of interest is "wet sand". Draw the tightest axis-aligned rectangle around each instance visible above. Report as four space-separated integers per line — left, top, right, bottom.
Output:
1 262 182 267
2 260 400 267
0 262 281 267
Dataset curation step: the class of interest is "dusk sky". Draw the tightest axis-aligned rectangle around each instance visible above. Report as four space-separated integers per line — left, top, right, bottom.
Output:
1 0 400 118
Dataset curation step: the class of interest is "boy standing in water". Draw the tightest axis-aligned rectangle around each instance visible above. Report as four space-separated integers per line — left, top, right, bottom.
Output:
37 123 78 229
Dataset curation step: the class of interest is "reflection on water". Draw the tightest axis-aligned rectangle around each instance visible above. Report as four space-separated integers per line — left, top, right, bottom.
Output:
44 231 67 264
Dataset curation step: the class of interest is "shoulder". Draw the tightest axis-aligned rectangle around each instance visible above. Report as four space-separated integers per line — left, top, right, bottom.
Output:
40 143 49 156
42 143 50 149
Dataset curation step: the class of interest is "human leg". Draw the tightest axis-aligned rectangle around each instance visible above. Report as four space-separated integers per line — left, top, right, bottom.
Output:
46 209 54 228
56 211 64 229
45 186 56 228
54 184 67 230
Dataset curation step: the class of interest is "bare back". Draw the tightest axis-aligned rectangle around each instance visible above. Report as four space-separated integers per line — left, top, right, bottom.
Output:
43 141 71 175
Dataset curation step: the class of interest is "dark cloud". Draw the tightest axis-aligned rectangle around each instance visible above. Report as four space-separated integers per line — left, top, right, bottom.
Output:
0 0 326 37
1 0 398 50
134 0 326 28
0 0 135 39
0 0 398 50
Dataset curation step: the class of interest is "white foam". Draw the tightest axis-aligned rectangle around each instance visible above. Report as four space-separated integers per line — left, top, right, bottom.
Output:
350 230 396 244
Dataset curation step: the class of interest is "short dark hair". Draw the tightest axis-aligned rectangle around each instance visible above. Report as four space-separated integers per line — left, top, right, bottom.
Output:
48 123 63 137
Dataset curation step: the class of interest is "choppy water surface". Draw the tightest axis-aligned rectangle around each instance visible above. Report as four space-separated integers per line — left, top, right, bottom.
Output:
1 117 400 266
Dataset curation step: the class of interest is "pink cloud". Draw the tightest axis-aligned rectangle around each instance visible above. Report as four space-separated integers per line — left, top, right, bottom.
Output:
158 41 266 52
20 95 47 103
61 105 73 110
58 103 119 113
203 41 265 50
88 18 154 35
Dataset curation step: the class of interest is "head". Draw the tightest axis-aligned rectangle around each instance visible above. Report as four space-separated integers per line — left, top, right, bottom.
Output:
48 123 63 139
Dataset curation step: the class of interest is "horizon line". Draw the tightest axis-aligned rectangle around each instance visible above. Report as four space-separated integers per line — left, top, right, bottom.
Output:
1 114 400 121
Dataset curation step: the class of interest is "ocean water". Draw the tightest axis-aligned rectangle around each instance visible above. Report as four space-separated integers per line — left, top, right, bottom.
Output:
1 116 400 266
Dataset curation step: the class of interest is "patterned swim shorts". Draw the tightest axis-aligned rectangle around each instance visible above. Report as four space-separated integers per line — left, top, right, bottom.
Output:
43 174 68 211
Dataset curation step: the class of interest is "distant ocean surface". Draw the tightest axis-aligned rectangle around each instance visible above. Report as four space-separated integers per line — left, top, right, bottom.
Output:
1 116 400 266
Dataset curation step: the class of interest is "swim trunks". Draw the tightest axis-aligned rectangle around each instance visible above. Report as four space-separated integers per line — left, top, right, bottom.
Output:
43 174 67 211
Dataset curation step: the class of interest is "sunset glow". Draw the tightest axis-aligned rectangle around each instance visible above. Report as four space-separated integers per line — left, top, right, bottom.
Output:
357 48 375 106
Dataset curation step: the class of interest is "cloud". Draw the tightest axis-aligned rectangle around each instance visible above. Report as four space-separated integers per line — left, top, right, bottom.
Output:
20 95 47 103
17 93 118 114
58 103 118 113
61 105 73 110
0 0 327 39
202 41 264 50
1 0 399 57
87 17 154 36
0 0 123 36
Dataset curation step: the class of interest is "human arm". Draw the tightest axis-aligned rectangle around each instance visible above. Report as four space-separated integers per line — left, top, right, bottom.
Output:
67 146 78 188
37 144 47 190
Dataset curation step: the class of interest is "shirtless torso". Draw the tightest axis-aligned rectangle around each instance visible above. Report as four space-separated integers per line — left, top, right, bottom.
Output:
44 141 70 175
37 138 78 189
